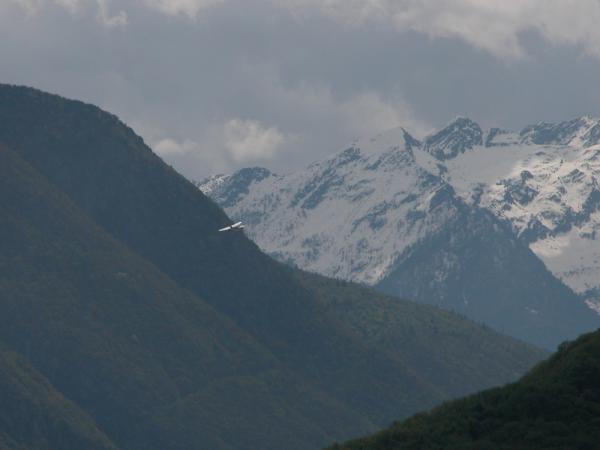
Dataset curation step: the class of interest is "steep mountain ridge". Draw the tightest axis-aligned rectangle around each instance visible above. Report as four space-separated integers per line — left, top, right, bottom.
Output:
423 117 483 160
330 327 600 450
0 84 545 449
0 87 446 427
519 116 600 147
442 118 600 313
201 117 600 348
1 142 369 450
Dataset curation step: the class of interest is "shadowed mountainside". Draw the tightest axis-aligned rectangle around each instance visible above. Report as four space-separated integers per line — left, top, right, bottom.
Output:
329 328 600 450
0 343 117 450
0 84 547 449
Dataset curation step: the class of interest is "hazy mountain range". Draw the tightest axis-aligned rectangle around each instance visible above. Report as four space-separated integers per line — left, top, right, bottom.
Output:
199 117 600 349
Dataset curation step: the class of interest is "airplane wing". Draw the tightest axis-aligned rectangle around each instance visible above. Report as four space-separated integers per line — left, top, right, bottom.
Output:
219 221 244 232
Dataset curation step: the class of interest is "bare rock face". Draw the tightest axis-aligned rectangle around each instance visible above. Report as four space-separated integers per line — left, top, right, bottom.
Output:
424 117 483 160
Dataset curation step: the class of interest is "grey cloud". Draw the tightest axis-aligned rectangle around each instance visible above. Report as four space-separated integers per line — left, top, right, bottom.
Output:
2 0 600 179
140 0 226 18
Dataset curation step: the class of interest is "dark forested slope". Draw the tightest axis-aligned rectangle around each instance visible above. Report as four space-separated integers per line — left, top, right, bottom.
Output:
331 329 600 450
0 344 116 450
297 272 544 398
0 84 547 449
0 144 373 450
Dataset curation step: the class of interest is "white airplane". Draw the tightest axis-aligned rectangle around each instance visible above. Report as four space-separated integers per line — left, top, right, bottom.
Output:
218 221 245 232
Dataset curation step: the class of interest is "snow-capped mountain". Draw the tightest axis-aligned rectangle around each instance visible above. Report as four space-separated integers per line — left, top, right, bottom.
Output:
203 128 448 285
441 116 600 313
198 117 600 348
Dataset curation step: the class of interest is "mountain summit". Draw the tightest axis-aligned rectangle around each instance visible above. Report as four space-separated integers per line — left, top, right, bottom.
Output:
424 117 483 160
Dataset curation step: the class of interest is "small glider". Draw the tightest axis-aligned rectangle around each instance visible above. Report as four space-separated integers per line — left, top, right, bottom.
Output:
219 221 245 232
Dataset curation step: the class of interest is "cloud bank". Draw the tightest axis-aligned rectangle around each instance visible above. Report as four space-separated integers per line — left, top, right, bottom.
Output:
277 0 600 60
3 0 600 179
14 0 600 60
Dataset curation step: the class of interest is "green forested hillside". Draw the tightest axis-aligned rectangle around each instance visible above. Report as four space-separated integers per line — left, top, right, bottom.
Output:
330 330 600 450
0 84 547 449
0 344 116 450
297 272 543 397
0 144 372 449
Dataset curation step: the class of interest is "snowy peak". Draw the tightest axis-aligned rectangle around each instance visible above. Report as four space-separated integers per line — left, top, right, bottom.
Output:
349 126 420 157
199 117 600 344
196 173 228 195
424 117 483 160
199 126 452 285
199 167 275 208
198 118 600 347
199 117 600 318
520 116 600 148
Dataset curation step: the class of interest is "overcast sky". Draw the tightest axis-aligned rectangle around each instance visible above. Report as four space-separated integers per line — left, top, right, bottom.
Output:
3 0 600 179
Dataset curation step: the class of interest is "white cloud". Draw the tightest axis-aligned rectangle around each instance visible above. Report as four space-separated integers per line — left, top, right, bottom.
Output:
276 0 600 60
386 0 600 60
153 137 200 156
247 65 430 138
281 84 430 138
8 0 600 178
54 0 82 13
10 0 127 27
277 0 389 25
144 119 289 176
13 0 600 59
337 92 431 138
9 0 42 14
140 0 226 19
13 0 224 19
223 119 287 162
97 0 127 27
144 129 227 175
150 119 287 162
